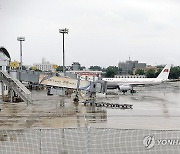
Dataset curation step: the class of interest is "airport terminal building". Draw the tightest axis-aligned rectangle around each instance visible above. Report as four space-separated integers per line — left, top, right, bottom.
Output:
0 47 11 95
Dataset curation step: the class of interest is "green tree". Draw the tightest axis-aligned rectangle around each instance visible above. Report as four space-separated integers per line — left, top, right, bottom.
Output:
169 66 180 79
56 66 63 72
80 66 86 70
101 67 106 72
145 69 156 78
155 68 162 77
89 66 102 71
17 65 27 70
128 70 133 75
29 66 42 72
105 66 118 78
135 69 145 75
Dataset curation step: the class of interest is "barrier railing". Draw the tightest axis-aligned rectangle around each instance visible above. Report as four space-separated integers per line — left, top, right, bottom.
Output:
1 128 180 154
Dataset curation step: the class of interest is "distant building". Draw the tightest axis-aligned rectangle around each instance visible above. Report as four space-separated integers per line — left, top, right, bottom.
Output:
135 63 146 69
145 65 158 72
118 59 146 75
0 47 11 71
0 47 11 95
67 70 102 81
33 58 54 72
133 65 158 75
72 62 81 71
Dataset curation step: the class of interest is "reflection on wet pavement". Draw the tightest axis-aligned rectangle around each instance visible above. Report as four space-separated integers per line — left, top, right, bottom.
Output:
0 82 180 130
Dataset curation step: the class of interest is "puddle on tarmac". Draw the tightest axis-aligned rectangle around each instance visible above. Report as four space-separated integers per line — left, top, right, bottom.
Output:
0 82 180 130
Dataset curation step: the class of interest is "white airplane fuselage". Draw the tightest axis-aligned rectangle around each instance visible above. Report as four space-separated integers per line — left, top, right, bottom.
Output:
103 78 163 89
102 64 171 92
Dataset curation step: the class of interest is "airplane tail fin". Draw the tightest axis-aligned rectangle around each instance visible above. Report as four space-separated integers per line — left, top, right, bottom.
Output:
157 64 171 80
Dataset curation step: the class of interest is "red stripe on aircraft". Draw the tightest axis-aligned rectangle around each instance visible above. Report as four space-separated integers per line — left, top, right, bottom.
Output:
163 69 169 72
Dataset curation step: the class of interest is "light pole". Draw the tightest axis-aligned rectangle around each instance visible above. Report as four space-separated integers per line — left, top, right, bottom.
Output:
59 28 68 75
17 37 25 70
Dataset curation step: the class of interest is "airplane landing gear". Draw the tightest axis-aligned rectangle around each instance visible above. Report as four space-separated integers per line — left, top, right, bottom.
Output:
122 90 127 95
130 89 136 95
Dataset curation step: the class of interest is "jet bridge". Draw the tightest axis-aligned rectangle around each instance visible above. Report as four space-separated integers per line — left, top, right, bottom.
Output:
0 71 31 104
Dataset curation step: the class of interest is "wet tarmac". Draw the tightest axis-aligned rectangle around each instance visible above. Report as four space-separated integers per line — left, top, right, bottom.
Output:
0 81 180 130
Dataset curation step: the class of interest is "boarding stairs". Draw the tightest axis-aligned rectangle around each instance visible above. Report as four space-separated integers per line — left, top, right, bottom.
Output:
0 71 31 103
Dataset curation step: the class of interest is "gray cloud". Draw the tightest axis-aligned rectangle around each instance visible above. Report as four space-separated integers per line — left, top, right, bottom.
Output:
0 0 180 67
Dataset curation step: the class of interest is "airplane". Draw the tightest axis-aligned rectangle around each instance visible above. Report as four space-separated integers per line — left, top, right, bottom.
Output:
102 64 171 94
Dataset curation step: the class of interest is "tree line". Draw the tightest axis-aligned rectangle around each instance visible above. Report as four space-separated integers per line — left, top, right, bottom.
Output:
89 65 180 79
29 64 180 79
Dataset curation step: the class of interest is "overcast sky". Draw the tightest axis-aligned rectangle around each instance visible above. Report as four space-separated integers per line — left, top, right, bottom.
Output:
0 0 180 68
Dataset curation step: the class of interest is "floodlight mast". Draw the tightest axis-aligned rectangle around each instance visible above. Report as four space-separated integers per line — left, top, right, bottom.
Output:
59 28 69 76
17 37 25 70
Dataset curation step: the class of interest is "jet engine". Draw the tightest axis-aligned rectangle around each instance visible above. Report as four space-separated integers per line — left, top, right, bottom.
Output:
118 85 134 94
119 85 132 91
